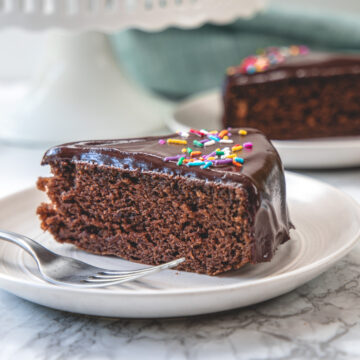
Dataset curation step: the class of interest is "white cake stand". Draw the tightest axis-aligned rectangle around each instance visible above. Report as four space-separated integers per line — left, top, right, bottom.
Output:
0 0 266 145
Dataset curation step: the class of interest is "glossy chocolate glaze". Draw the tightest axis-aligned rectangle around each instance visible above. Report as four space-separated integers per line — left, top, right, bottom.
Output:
228 52 360 85
42 128 292 263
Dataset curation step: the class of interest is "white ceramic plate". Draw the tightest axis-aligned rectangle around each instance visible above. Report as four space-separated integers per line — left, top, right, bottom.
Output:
167 90 360 169
0 173 359 318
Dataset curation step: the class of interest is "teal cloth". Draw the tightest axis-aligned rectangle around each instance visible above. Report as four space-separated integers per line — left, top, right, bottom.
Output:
110 5 360 99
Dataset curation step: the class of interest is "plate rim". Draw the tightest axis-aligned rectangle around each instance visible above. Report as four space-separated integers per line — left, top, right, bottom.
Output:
0 172 359 297
170 88 360 149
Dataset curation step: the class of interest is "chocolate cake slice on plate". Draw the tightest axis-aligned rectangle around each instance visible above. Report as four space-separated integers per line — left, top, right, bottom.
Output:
37 128 292 275
223 46 360 140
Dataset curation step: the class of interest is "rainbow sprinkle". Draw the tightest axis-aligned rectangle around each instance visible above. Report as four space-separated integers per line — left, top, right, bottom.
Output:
189 129 206 137
164 155 182 161
204 151 216 159
177 156 185 166
204 140 216 147
161 128 253 170
208 135 220 142
235 157 244 164
188 161 205 167
193 140 204 148
176 131 189 138
167 139 187 145
232 145 243 152
190 151 202 157
218 130 228 138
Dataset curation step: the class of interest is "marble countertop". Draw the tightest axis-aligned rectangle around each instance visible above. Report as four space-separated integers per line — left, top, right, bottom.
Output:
0 142 360 360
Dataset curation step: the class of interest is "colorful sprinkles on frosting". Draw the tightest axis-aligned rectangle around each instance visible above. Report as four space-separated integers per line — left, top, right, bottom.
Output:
162 128 253 170
227 45 309 76
167 138 187 145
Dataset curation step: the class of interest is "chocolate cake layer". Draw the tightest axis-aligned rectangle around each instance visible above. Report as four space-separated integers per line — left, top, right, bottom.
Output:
223 47 360 140
37 128 292 275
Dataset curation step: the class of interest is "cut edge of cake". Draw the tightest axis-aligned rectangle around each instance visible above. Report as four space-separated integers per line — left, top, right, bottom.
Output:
37 128 292 276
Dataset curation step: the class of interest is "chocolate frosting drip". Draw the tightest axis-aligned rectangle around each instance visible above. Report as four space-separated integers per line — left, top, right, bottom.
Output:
228 52 360 85
42 128 292 263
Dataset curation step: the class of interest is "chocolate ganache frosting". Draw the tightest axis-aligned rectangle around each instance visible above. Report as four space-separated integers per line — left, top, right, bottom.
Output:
42 128 292 263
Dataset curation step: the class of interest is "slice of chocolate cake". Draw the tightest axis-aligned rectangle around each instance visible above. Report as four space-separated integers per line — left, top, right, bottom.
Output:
37 128 292 275
223 46 360 140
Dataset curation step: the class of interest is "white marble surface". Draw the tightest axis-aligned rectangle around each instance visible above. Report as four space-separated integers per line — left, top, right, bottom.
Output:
0 142 360 360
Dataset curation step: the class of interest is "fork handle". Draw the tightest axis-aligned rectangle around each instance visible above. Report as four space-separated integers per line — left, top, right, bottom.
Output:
0 230 51 264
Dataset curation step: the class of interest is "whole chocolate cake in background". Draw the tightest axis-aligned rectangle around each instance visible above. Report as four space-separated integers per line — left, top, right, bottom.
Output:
223 46 360 140
37 128 292 276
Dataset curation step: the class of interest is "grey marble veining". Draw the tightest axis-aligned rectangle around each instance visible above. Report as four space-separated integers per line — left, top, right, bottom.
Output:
0 242 359 360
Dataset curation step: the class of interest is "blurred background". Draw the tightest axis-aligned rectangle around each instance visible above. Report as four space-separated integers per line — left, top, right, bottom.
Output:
1 0 360 196
1 0 360 97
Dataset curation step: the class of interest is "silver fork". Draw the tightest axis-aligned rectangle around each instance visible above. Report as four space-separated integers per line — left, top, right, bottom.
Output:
0 230 185 288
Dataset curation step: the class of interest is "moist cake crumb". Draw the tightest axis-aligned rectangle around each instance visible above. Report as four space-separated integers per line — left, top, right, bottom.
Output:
37 128 292 275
